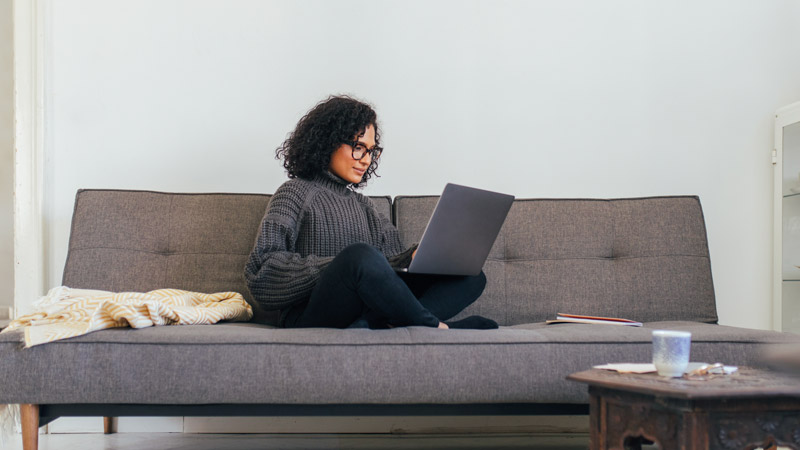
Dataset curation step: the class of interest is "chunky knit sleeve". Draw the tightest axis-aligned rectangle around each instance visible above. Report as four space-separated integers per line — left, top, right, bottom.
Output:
245 183 334 311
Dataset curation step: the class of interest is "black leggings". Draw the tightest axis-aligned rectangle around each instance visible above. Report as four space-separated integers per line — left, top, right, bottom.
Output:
284 243 486 329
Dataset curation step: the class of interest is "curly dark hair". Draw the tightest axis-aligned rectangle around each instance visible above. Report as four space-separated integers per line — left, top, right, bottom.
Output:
276 95 381 188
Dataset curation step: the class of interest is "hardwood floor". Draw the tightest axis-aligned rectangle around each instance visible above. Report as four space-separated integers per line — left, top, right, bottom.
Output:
8 432 592 449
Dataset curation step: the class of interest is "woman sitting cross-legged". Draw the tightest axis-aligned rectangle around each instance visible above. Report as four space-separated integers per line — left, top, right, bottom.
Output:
245 95 498 330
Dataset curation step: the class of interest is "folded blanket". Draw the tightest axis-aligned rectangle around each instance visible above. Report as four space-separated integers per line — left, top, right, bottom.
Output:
1 287 253 348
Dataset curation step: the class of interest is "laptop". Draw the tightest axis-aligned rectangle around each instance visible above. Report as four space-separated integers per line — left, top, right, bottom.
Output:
396 183 514 276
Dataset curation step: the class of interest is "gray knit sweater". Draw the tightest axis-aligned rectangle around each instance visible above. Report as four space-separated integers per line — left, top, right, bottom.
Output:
245 171 416 315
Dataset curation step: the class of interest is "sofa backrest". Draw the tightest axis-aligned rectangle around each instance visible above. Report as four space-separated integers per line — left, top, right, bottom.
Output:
394 195 718 326
63 190 716 326
62 189 393 325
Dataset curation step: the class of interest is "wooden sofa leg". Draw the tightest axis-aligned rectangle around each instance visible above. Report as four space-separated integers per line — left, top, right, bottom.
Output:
21 404 39 450
104 416 115 434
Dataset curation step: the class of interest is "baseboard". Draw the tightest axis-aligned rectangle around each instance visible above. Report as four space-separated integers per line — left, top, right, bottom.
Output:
183 415 590 434
48 417 184 433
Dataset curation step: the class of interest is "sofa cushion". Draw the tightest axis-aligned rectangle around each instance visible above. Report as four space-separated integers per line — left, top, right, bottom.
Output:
62 190 271 302
394 196 717 326
1 322 796 405
61 190 393 325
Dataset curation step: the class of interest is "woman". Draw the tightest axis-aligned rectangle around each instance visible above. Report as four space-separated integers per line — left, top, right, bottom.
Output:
245 95 498 330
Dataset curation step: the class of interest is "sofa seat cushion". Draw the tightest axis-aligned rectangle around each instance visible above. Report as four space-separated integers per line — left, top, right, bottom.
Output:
0 322 797 405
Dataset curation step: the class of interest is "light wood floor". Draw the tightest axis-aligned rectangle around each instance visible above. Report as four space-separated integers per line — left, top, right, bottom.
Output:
7 432 592 449
8 432 790 449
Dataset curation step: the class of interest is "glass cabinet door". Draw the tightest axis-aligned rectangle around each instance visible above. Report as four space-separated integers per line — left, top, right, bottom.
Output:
775 102 800 333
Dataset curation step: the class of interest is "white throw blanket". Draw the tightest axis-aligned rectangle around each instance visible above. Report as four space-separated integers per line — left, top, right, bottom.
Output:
0 404 19 448
0 286 252 440
1 286 253 348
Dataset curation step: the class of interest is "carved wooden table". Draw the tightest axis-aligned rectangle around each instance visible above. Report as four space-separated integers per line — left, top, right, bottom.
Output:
567 367 800 450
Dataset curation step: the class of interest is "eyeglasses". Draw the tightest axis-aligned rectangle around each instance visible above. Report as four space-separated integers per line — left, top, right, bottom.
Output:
343 140 382 161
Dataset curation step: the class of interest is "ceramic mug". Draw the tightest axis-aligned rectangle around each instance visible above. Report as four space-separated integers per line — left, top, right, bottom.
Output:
652 330 691 377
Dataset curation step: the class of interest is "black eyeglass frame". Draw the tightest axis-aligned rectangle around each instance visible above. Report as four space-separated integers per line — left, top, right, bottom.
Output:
342 140 383 161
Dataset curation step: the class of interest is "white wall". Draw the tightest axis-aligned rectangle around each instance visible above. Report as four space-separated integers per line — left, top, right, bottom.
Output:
38 0 800 330
0 0 13 311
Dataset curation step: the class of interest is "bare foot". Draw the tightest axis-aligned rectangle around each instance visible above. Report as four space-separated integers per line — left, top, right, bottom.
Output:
438 322 449 330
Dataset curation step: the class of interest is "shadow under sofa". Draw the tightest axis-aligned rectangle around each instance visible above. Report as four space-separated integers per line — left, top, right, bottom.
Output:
1 189 798 449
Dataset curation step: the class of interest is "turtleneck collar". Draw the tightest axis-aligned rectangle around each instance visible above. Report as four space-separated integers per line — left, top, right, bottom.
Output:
311 170 354 194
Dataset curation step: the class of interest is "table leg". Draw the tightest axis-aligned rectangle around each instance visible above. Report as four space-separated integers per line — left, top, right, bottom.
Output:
593 389 680 450
590 392 603 449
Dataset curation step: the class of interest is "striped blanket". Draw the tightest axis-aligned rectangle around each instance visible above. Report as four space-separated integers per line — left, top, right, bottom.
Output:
1 287 253 348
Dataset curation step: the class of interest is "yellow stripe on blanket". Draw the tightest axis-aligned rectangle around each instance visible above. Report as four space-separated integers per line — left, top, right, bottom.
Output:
0 287 253 348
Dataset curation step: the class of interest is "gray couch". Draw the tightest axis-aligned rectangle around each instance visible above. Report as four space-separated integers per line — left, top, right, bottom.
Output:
2 189 799 447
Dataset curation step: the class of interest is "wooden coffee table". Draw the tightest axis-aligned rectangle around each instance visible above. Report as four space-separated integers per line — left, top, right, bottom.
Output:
568 367 800 450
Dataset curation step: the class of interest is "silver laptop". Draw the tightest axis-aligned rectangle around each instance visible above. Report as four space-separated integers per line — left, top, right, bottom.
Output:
396 183 514 276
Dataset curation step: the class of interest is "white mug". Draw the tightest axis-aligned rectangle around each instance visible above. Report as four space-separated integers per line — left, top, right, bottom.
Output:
652 330 691 377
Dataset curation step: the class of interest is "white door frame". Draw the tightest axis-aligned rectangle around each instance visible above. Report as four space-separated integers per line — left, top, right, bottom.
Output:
773 101 800 331
13 0 46 317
